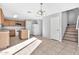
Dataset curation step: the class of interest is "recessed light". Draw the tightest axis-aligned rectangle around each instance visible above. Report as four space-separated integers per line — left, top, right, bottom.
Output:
13 14 18 18
27 11 31 13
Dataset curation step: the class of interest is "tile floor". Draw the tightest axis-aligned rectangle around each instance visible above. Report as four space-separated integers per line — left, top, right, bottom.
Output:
31 36 79 55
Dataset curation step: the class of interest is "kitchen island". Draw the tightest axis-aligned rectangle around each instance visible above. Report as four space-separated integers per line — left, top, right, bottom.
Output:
0 29 10 48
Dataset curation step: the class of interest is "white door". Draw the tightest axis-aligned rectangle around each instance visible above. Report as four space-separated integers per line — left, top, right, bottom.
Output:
50 15 60 41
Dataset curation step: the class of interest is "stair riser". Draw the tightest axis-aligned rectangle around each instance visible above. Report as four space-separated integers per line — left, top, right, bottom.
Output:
64 35 78 37
64 39 77 42
65 32 78 34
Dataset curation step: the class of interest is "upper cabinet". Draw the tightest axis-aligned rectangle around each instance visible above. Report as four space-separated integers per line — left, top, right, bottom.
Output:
3 19 15 26
3 19 25 27
0 8 4 24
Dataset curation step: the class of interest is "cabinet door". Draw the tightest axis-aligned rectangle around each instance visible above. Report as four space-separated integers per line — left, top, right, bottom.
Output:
0 9 1 24
10 30 15 37
0 8 4 24
50 14 60 41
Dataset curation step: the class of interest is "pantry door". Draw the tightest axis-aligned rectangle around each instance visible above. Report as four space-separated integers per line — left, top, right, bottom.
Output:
50 14 60 41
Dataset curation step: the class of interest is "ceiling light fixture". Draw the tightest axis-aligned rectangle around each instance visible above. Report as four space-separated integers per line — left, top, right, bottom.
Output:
37 3 45 16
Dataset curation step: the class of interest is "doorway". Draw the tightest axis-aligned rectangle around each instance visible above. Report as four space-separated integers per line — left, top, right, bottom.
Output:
63 8 79 42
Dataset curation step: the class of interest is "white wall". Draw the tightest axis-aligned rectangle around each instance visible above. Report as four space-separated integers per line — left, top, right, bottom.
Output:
67 8 79 25
37 20 42 35
61 11 68 39
42 16 50 38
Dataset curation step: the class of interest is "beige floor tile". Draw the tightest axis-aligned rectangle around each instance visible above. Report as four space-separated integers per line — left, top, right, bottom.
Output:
74 47 79 55
58 51 74 55
32 46 59 55
63 40 77 45
62 40 78 48
32 51 58 55
58 46 76 55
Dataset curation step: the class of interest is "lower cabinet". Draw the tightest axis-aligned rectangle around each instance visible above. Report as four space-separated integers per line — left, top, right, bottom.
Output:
9 30 15 37
0 31 10 48
19 29 29 40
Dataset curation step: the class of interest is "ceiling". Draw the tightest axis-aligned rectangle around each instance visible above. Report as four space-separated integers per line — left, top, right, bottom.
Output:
1 3 79 20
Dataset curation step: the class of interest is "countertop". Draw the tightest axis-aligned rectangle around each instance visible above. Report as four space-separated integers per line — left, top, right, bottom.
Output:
0 28 9 32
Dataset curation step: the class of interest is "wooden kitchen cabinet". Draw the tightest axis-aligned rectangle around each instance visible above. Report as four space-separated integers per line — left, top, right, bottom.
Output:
4 19 15 26
9 30 15 37
0 30 10 48
3 19 25 26
0 8 4 24
19 29 29 40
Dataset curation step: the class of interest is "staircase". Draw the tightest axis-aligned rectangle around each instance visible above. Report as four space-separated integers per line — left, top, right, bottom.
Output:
64 25 78 42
